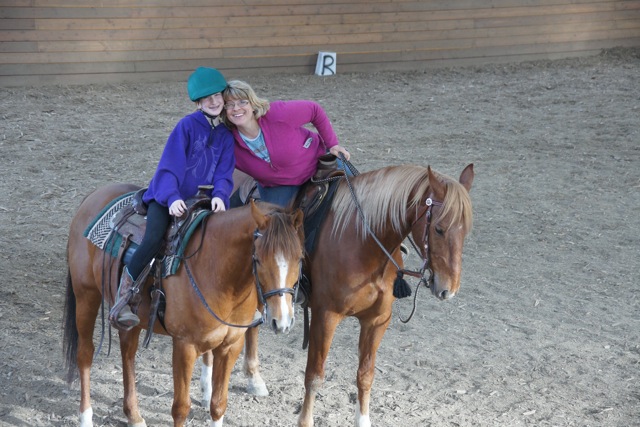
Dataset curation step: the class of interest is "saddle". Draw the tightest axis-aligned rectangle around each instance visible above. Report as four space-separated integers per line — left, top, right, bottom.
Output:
108 185 215 346
297 154 345 217
111 185 214 256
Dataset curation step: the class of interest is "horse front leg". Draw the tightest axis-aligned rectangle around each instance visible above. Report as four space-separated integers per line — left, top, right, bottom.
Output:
200 350 213 408
298 310 341 427
243 326 269 396
354 314 391 427
209 337 245 426
171 340 198 427
119 328 146 427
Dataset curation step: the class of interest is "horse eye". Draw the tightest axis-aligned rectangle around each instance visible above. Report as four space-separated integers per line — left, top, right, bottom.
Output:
434 226 445 236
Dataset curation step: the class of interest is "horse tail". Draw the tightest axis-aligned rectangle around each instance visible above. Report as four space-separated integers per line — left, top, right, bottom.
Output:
62 267 79 384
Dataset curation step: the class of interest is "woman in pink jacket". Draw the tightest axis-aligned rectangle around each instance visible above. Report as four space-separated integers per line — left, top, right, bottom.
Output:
222 80 350 207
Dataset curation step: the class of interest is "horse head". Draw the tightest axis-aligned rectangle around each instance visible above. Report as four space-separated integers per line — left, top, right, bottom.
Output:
410 164 474 300
250 200 304 333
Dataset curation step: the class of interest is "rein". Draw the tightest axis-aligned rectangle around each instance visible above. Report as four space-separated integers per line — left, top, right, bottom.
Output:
338 155 442 322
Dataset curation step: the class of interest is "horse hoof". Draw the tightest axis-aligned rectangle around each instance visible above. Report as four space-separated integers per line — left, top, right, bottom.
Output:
128 420 147 427
247 378 269 397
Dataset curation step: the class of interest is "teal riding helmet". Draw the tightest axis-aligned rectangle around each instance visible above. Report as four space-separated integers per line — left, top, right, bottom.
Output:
187 67 227 102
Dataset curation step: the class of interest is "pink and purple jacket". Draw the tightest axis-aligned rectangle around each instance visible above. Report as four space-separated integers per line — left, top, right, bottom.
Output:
231 100 339 187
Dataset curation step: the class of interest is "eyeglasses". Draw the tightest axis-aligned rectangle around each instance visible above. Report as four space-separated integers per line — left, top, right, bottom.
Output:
224 99 250 110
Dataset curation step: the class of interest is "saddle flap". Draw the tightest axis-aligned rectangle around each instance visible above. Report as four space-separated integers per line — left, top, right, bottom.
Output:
110 205 146 245
297 181 329 218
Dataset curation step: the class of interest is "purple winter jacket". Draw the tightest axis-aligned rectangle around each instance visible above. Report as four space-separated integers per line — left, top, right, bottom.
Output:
143 110 235 208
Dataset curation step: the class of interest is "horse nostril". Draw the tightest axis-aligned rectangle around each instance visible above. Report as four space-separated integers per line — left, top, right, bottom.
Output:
440 290 449 300
271 318 278 332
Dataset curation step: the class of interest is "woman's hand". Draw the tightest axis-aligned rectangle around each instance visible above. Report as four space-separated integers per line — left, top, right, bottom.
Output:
211 197 226 212
329 145 350 161
169 199 187 217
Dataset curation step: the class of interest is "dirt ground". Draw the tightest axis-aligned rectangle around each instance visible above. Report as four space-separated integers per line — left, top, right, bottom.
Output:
0 47 638 427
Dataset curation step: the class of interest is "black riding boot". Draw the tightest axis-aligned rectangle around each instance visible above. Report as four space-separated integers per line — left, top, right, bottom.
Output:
109 267 140 331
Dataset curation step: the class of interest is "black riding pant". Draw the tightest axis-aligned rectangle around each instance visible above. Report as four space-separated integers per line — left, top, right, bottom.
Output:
127 201 170 280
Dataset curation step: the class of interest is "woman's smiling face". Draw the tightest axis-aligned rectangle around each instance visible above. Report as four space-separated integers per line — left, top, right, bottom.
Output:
224 99 254 127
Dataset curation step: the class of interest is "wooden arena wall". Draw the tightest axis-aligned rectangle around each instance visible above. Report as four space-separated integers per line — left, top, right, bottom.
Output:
1 0 639 86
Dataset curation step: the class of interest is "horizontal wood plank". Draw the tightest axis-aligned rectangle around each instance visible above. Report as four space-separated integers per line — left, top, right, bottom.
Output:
1 0 625 17
1 1 635 20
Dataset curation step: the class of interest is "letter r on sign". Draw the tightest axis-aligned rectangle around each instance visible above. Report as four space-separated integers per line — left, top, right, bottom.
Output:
315 52 337 76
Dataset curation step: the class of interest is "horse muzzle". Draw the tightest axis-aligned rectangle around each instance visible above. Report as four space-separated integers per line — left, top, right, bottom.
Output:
430 274 457 300
264 302 295 334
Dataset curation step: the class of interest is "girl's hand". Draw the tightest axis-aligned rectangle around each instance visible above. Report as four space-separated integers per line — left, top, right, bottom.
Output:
211 197 226 212
169 199 187 217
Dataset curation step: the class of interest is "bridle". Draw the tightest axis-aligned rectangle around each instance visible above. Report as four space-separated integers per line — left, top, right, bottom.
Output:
339 157 442 286
184 227 300 329
404 194 443 287
391 194 444 322
251 229 302 307
338 155 443 322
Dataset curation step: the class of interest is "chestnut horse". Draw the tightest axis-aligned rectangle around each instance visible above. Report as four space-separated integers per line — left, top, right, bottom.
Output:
204 164 474 426
62 183 304 427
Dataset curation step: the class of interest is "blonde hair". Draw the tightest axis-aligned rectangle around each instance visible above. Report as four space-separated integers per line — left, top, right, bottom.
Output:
221 80 270 128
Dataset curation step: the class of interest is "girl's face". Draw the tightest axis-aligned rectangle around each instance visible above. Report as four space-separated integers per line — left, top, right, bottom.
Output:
197 93 224 116
224 98 254 128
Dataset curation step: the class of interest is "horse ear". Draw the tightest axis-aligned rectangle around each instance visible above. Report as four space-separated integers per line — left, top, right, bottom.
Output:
250 199 268 229
427 166 445 197
291 208 304 230
459 163 474 192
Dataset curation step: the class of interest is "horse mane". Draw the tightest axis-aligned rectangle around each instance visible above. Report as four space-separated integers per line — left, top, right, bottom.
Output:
330 165 472 240
257 208 303 259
